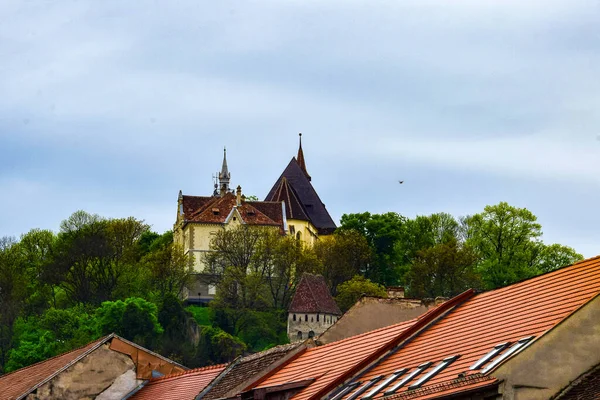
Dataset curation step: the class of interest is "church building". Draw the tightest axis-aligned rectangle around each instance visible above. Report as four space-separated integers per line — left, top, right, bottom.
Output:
174 135 336 303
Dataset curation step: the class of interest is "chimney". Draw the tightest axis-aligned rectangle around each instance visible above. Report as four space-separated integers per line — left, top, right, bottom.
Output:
386 286 405 299
236 185 242 206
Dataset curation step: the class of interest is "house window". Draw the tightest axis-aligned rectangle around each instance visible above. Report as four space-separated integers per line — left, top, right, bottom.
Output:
308 331 315 338
293 314 296 321
297 331 303 340
305 314 308 322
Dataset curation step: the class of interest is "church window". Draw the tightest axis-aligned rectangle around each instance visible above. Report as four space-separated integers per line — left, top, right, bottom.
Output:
297 331 303 340
290 225 296 235
308 331 315 338
296 231 302 241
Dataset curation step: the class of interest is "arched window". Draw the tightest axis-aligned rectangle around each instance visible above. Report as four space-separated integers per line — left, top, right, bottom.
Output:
297 331 303 340
308 331 315 338
293 314 296 321
296 231 302 241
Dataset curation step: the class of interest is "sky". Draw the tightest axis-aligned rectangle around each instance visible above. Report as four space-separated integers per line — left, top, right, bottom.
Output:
1 0 599 257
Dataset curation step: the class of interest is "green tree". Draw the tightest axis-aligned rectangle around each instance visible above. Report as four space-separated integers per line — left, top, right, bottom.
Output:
537 244 583 273
339 212 406 286
407 240 481 298
95 297 163 348
0 237 27 371
314 230 372 295
50 212 149 304
140 231 193 299
334 275 387 312
464 202 543 289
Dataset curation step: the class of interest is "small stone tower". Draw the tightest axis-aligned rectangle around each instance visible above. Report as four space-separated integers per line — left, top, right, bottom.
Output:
288 273 342 342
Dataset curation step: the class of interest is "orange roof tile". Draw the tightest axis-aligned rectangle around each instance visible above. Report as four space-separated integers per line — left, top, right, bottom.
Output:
0 336 108 400
129 364 227 400
339 256 600 400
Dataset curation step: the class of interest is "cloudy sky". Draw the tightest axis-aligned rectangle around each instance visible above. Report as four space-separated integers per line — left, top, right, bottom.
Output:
1 0 599 257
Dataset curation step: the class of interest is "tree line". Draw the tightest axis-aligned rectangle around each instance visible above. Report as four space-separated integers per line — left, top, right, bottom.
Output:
0 202 582 374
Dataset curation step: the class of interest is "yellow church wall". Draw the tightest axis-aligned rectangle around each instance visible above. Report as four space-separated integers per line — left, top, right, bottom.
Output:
287 219 319 246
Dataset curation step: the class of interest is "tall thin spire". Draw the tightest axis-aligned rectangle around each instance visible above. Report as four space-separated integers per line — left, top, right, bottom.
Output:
296 133 311 181
218 147 231 196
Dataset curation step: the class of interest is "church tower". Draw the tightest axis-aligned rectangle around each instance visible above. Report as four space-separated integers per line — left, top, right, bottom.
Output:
218 147 231 196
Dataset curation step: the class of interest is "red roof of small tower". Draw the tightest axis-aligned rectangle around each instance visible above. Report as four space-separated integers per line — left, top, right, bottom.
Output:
289 273 342 315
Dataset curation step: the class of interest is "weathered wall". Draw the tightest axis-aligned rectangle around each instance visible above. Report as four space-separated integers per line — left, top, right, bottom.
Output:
317 297 435 345
288 312 338 342
27 343 135 400
96 369 140 400
494 294 600 400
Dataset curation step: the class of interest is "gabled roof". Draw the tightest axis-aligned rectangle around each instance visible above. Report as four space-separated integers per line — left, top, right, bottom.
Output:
0 336 108 400
129 364 227 400
267 177 310 222
0 333 187 400
181 193 283 228
203 343 304 400
332 256 600 400
265 158 336 235
289 273 342 315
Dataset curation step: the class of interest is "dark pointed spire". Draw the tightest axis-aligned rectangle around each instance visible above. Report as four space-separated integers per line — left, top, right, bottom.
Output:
296 133 311 181
218 147 231 196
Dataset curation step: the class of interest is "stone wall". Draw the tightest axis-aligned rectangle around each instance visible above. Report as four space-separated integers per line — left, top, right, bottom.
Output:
288 312 339 342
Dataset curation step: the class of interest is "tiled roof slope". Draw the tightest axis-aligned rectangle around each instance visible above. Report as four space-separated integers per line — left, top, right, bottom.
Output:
129 364 227 400
555 363 600 400
0 336 107 400
204 343 303 400
289 273 342 315
254 318 420 400
265 158 336 234
267 177 310 222
182 193 283 227
339 256 600 400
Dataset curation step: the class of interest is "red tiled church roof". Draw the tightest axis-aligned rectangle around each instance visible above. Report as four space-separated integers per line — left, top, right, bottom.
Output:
289 273 342 315
129 364 227 400
181 192 283 228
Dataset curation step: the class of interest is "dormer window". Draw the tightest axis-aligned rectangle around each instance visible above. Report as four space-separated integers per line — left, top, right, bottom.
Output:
212 208 220 215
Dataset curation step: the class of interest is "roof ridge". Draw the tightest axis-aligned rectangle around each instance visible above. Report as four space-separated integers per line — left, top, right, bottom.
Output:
148 363 228 383
480 255 600 296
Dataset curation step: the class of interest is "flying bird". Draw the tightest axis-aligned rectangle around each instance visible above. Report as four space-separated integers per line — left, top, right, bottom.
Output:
398 180 404 184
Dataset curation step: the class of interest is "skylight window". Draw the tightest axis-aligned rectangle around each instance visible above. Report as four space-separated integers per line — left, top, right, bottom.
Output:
347 376 383 400
470 342 510 370
330 382 361 400
408 355 460 390
481 336 535 373
384 362 432 395
361 369 407 399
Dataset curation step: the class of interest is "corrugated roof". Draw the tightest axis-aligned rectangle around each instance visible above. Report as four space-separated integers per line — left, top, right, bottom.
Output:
129 364 227 400
289 274 342 315
340 256 600 399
